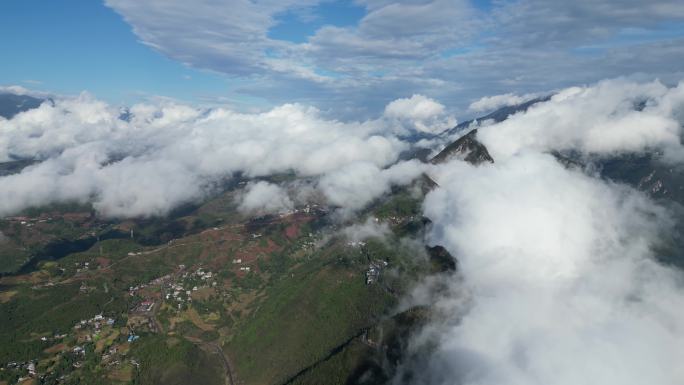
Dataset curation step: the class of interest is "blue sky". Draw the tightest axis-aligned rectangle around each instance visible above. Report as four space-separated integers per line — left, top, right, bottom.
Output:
2 0 684 115
268 1 366 43
0 0 233 104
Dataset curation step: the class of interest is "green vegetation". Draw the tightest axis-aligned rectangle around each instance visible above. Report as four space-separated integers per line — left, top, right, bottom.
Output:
227 245 395 385
0 282 127 363
290 340 383 385
0 178 445 385
374 190 422 219
0 246 29 274
130 336 223 385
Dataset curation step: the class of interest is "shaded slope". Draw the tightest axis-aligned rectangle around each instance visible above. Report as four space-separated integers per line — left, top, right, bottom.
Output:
0 93 45 119
430 129 494 165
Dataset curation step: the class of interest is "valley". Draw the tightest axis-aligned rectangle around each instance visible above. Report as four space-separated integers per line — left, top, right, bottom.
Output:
0 173 449 385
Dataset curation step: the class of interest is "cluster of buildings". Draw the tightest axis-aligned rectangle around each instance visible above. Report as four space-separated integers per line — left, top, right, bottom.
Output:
100 345 121 366
75 261 93 274
300 233 316 249
39 333 67 343
384 214 418 225
71 346 86 356
231 258 252 273
74 314 116 336
4 361 37 379
366 261 388 285
2 312 118 382
277 203 328 219
133 300 155 313
162 266 217 309
4 215 53 228
166 281 193 307
195 268 214 281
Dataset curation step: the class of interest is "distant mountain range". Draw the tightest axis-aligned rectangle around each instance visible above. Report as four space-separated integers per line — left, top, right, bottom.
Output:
0 93 46 119
441 96 551 137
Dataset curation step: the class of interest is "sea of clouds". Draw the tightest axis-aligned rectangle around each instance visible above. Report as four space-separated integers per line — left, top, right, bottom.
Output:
397 78 684 385
0 92 446 217
3 78 684 384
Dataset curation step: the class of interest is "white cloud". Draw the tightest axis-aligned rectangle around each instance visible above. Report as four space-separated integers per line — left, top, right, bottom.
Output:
468 92 542 113
415 152 684 385
342 217 391 243
403 77 684 385
238 181 294 215
104 0 319 76
0 85 51 99
317 160 427 213
0 92 427 217
476 79 684 160
0 85 32 95
103 0 684 115
384 94 456 134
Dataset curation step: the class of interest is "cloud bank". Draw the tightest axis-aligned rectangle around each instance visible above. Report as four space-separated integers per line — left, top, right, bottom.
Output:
416 154 684 385
475 79 684 160
1 78 682 221
402 78 684 385
238 181 294 216
0 92 431 218
318 160 428 212
468 92 542 113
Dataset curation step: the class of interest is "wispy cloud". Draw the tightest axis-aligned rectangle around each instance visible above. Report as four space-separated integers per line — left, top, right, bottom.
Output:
104 0 684 115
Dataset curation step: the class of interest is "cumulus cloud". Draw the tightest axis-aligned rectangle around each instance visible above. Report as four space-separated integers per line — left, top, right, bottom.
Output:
476 79 684 160
468 92 543 113
412 152 684 385
0 92 431 217
384 94 456 134
238 181 294 215
400 78 684 385
317 160 428 213
0 85 33 96
342 217 391 244
0 85 52 100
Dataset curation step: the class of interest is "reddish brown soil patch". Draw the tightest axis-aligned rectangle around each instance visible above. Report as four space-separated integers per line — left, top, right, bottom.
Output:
96 257 110 268
284 223 299 239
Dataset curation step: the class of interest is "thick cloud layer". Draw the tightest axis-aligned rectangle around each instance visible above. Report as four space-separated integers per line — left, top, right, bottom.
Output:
476 79 684 160
0 93 422 217
318 160 428 212
419 155 684 385
468 92 542 113
410 79 684 385
2 78 683 220
238 181 294 215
